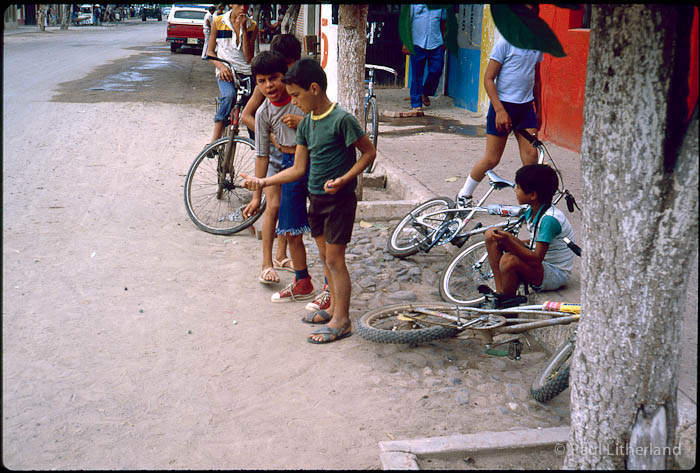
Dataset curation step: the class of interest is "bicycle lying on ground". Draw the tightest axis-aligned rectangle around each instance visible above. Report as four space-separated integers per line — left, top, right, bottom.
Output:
184 56 265 235
387 129 579 258
530 323 577 402
364 64 397 174
356 293 582 403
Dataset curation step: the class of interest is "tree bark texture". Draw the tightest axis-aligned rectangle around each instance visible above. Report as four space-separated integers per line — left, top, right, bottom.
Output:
37 7 46 32
60 4 70 30
252 5 261 56
337 4 368 201
566 5 698 469
281 5 300 35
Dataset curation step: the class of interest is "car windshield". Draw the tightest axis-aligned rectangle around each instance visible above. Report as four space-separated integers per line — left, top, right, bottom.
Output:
174 11 206 20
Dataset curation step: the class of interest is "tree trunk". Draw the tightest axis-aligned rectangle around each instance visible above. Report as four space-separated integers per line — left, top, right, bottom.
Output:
60 4 70 30
281 5 300 35
337 4 368 201
37 7 46 32
252 4 261 56
566 5 698 469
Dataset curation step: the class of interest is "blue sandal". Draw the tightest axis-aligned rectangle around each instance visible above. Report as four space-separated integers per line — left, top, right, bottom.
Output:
307 324 352 344
301 310 332 324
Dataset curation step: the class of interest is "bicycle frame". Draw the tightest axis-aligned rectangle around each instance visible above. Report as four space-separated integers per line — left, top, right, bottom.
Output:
364 64 397 105
207 55 252 137
404 303 580 348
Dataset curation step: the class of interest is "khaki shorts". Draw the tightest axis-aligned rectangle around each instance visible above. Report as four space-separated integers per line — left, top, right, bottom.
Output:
308 191 357 245
531 261 570 292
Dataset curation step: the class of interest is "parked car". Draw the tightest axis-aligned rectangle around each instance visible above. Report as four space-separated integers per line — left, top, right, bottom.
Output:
141 4 162 21
162 6 171 17
166 5 213 53
76 4 94 25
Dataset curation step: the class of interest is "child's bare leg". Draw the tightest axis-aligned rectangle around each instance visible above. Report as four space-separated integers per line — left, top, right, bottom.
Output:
210 121 225 144
499 253 544 296
515 127 539 165
275 235 289 263
308 237 335 322
484 228 505 293
260 184 281 281
286 234 307 272
308 238 350 341
469 134 508 182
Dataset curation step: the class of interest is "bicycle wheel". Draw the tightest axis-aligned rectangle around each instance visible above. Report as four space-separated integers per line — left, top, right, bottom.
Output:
218 134 238 199
530 339 574 403
184 136 266 235
387 197 454 258
364 96 378 173
440 240 492 305
356 302 462 344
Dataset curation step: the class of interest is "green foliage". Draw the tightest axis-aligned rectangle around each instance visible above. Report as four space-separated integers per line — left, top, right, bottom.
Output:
399 5 459 57
490 4 579 58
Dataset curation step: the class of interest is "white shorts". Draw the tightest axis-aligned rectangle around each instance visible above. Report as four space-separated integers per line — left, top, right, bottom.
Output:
532 261 570 292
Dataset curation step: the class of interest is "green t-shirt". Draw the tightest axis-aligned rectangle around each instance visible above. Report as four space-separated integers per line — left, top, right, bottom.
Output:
296 104 365 195
524 206 561 246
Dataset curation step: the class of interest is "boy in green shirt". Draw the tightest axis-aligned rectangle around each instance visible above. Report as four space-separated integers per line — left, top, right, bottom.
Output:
242 59 376 343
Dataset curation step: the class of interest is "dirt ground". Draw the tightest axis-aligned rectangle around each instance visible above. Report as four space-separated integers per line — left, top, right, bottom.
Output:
5 26 672 470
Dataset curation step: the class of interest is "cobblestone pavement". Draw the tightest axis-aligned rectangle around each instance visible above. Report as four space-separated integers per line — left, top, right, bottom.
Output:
301 221 573 437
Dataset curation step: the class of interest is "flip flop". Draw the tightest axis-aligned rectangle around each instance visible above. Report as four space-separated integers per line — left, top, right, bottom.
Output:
259 267 279 285
301 310 332 325
273 257 294 272
307 323 352 344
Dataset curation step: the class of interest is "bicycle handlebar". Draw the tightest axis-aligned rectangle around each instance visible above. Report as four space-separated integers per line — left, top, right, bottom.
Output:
365 64 398 76
515 128 543 147
206 55 252 96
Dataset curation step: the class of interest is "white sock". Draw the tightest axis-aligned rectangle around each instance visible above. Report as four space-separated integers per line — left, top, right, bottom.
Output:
458 175 481 199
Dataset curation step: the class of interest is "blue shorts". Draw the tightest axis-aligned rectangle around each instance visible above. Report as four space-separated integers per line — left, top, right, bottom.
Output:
486 101 538 136
276 152 310 236
266 146 283 177
531 261 570 292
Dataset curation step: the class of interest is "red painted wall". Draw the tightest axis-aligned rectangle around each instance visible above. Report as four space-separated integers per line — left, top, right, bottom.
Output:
538 5 589 152
538 5 700 152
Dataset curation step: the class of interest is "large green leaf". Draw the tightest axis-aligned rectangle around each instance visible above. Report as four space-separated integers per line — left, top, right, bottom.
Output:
491 4 567 57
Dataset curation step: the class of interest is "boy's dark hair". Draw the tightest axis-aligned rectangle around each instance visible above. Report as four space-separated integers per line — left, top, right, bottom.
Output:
283 58 327 92
251 50 288 78
515 164 558 204
270 34 301 61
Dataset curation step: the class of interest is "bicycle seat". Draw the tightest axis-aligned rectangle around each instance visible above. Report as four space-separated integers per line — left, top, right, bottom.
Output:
486 170 515 189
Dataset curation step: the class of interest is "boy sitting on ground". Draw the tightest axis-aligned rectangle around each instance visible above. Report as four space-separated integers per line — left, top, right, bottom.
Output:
483 164 574 299
242 59 376 343
243 50 315 302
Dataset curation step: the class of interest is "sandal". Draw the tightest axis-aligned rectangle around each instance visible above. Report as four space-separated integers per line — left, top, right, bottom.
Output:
301 310 332 325
258 267 280 285
272 257 294 272
307 323 352 344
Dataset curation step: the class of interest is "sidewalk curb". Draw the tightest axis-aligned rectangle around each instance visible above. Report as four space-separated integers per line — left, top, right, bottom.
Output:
378 426 569 470
356 149 435 221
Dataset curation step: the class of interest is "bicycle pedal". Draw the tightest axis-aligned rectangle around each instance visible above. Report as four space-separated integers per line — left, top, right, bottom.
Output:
508 340 523 360
451 235 469 248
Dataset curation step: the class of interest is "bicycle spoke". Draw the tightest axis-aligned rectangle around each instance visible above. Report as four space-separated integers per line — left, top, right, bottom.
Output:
184 137 264 234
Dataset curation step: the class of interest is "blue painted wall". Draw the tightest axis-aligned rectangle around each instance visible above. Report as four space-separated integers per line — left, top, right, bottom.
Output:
447 48 482 112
